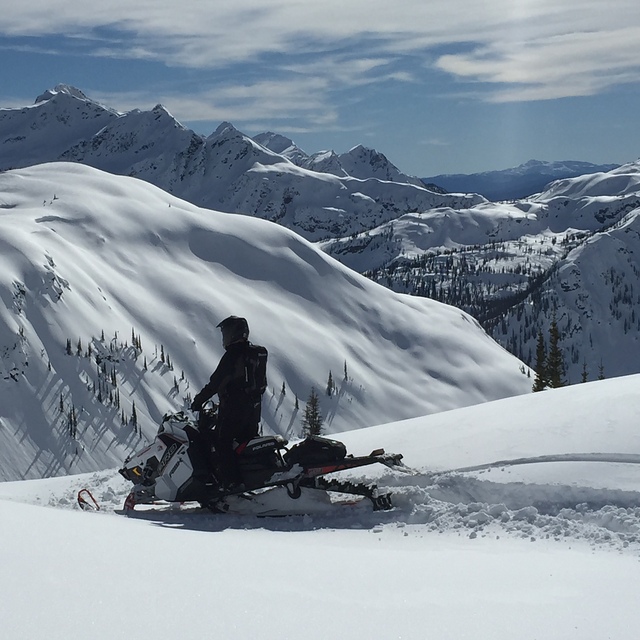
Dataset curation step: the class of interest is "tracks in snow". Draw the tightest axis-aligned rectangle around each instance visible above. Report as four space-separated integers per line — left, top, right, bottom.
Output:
371 452 640 552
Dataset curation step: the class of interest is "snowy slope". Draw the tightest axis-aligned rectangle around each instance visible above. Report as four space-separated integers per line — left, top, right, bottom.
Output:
1 375 640 640
0 162 530 481
322 162 640 381
323 161 640 273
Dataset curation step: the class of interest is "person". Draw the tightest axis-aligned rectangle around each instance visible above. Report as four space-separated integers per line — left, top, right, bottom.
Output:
190 316 268 491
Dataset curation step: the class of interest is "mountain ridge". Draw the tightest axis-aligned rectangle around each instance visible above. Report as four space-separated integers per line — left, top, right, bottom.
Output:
1 85 480 242
2 85 639 387
423 159 621 201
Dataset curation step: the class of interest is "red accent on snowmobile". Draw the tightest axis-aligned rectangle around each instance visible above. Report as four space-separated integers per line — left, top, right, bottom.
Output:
123 491 137 511
77 489 100 511
302 450 403 479
234 441 249 455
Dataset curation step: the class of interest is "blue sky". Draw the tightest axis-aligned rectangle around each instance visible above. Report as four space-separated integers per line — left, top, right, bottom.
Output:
1 0 639 176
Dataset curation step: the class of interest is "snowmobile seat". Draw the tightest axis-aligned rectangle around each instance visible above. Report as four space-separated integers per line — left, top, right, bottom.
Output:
236 435 288 457
236 435 288 483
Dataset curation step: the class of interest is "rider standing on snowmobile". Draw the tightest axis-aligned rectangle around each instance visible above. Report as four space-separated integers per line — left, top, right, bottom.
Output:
190 316 268 490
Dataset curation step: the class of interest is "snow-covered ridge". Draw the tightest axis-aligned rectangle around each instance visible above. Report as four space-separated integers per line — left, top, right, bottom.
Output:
0 162 530 481
322 161 640 382
0 86 481 241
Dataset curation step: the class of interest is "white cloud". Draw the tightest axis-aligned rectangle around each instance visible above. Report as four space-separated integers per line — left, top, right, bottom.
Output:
92 78 340 130
436 24 640 102
2 0 640 110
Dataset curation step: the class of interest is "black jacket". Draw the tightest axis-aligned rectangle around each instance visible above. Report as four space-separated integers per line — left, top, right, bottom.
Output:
192 341 267 438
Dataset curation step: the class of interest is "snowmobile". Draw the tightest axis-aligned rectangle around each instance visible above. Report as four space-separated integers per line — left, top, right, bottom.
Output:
118 408 404 513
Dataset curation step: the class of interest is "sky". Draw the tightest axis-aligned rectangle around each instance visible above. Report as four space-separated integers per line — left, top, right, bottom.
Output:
0 1 640 176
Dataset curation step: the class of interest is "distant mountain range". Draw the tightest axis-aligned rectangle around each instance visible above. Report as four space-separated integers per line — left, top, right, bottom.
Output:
423 159 621 201
0 85 478 241
324 163 640 382
2 85 640 385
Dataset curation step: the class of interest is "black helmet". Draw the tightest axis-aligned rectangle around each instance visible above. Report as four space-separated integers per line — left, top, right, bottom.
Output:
217 316 249 349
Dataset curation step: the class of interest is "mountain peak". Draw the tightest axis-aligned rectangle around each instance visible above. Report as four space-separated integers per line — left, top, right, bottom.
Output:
213 121 238 136
35 84 90 104
253 132 296 154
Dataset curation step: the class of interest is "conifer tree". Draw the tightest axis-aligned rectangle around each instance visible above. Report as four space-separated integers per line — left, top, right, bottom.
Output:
326 370 334 396
581 360 589 383
131 402 138 427
532 330 547 392
302 387 323 437
547 316 566 388
343 360 348 382
68 405 78 438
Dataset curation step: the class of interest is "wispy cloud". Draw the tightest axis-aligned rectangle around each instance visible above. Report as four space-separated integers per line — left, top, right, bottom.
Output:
92 78 340 131
436 24 640 102
2 0 640 118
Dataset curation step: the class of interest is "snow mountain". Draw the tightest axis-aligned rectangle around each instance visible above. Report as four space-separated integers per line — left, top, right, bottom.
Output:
423 159 621 201
0 84 119 171
322 162 640 382
255 131 426 186
0 85 480 242
0 162 530 481
3 86 638 387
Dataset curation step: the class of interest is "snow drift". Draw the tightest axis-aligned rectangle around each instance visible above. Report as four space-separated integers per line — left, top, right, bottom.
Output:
1 375 640 640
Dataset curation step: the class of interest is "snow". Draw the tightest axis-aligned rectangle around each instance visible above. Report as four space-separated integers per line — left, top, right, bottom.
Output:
0 162 530 481
2 375 640 639
1 161 640 638
0 87 484 242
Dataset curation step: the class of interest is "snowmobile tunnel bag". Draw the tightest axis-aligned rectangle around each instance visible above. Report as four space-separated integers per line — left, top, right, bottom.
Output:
284 435 347 466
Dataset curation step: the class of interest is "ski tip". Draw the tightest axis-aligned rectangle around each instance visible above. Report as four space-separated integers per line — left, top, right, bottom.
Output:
77 488 100 511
